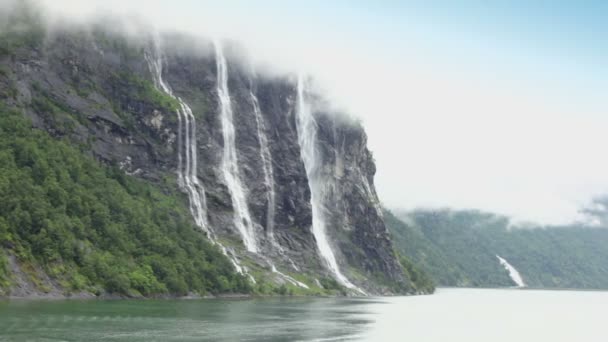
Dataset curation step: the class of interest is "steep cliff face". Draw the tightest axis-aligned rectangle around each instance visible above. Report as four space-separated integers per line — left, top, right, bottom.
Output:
0 19 414 294
315 112 409 291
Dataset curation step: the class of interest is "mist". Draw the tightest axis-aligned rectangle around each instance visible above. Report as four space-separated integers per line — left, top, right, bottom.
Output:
6 0 608 225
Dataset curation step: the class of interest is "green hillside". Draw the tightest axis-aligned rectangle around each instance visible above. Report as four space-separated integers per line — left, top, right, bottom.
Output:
0 106 251 297
387 208 608 289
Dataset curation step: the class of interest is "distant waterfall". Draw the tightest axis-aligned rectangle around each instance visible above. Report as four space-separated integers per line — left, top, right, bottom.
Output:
295 75 362 293
215 42 258 253
496 255 526 287
249 85 277 245
145 45 209 233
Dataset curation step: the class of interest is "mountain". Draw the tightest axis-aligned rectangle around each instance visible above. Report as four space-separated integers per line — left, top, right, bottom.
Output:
387 208 608 289
0 5 428 297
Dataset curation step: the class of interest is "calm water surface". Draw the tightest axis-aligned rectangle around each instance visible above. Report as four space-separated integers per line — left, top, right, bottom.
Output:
0 288 606 341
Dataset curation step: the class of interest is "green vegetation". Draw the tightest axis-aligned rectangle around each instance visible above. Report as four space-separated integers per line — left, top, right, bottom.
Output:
387 208 608 289
385 210 470 286
30 91 81 134
317 277 347 295
238 256 343 296
0 250 9 294
398 255 435 293
111 71 180 114
0 1 45 57
0 106 252 296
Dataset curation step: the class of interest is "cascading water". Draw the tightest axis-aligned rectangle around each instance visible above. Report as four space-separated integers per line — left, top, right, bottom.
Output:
496 255 526 287
250 84 306 281
215 41 258 253
295 75 362 293
145 44 209 232
271 265 309 289
249 84 277 246
145 39 247 274
250 85 308 276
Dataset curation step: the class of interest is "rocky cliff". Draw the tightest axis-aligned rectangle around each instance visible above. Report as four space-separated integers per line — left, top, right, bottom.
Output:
0 12 417 295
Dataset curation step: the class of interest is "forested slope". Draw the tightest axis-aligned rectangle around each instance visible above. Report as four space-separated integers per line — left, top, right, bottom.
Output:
387 208 608 289
0 106 252 297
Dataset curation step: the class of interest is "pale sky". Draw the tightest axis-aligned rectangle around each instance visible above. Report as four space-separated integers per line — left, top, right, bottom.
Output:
27 0 608 224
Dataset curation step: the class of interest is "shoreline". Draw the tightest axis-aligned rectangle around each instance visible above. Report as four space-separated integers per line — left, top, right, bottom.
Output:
0 292 373 301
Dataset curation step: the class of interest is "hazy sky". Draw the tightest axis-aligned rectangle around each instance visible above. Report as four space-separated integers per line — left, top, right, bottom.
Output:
30 0 608 224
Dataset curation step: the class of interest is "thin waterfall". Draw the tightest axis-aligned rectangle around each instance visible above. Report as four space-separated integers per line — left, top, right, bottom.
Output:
271 264 309 289
251 84 304 275
145 45 209 232
496 255 526 287
215 41 258 253
247 71 310 287
249 81 278 247
216 53 305 287
145 39 247 275
295 75 362 293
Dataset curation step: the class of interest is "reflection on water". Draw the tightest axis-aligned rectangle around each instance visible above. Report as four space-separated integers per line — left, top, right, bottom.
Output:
1 289 606 341
0 297 378 341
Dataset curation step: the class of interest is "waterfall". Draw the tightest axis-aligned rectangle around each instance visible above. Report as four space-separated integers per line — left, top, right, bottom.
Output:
496 255 526 287
295 75 362 293
145 44 209 233
249 84 278 245
250 75 308 280
215 41 258 253
145 40 249 275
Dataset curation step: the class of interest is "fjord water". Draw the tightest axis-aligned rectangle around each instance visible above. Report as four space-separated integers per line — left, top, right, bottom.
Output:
0 289 605 341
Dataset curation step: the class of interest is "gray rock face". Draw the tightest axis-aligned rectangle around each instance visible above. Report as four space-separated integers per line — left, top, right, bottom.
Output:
315 112 410 292
1 27 410 294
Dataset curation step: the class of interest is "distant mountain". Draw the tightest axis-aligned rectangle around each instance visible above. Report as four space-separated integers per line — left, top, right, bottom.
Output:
386 208 608 289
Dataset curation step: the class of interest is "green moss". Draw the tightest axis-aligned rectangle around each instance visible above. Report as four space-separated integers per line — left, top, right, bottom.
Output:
114 71 180 113
30 93 80 134
175 86 208 120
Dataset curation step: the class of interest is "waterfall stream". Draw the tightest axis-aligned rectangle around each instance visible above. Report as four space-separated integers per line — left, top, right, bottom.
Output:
249 85 278 246
145 39 247 274
146 40 361 291
145 44 209 233
295 75 363 293
215 41 259 253
496 255 526 287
